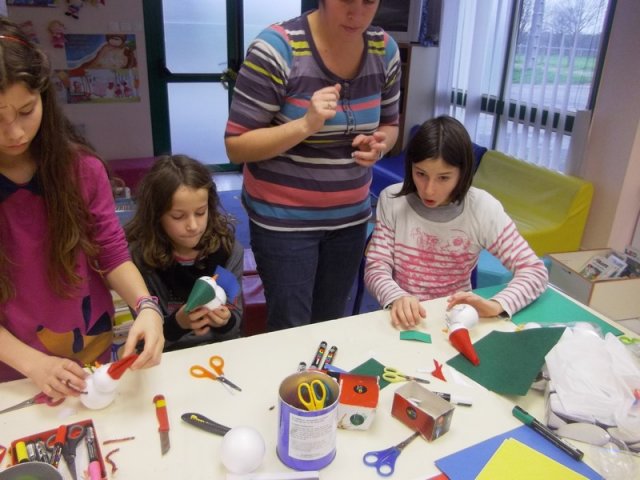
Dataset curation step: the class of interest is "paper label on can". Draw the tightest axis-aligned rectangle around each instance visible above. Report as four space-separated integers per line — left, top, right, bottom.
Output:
287 409 337 460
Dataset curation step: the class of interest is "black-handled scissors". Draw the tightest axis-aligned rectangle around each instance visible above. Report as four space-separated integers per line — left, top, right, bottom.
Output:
46 423 86 480
181 412 231 436
363 431 421 477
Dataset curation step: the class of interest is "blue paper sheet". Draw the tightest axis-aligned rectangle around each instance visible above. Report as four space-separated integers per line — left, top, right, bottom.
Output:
435 425 603 480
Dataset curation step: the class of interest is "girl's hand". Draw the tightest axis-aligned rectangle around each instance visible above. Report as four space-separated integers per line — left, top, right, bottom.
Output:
390 296 426 330
447 291 504 317
207 306 232 328
352 130 388 167
304 83 341 133
31 356 88 400
179 305 232 336
124 309 164 370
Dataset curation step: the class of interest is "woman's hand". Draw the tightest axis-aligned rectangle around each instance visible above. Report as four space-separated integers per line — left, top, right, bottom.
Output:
390 295 426 330
123 309 164 370
30 356 88 400
304 84 341 133
352 130 388 167
447 291 504 317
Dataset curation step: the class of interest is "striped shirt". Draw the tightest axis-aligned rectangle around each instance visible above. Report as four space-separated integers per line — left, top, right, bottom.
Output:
225 12 401 231
365 185 548 315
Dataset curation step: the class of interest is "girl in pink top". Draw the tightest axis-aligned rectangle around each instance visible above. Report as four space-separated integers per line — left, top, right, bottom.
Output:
0 18 163 396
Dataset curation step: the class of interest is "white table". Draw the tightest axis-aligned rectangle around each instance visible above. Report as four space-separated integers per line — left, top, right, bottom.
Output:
0 291 637 479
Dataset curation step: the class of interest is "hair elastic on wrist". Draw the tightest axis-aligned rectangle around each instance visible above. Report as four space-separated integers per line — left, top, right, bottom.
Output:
136 301 162 319
135 295 158 311
0 35 31 47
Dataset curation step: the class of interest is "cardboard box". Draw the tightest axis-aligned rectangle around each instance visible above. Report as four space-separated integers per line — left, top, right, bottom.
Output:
337 373 379 430
548 249 640 320
391 382 454 441
9 419 107 479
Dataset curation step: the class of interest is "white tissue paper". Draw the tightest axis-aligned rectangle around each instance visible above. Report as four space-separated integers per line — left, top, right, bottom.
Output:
545 328 640 434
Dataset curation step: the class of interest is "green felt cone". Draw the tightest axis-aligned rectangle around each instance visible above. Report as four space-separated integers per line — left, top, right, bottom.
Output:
185 276 217 312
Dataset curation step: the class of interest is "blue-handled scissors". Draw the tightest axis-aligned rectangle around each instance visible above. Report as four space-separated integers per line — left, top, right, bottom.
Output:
190 355 242 392
382 367 430 384
363 431 421 477
0 392 64 415
297 379 327 411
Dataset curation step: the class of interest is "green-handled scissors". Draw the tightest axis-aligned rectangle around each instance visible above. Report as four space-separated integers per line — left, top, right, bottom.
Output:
382 367 430 384
619 335 640 345
297 379 327 411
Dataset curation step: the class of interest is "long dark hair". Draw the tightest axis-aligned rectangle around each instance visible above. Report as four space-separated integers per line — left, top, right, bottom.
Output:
0 17 99 303
395 115 474 204
125 155 236 269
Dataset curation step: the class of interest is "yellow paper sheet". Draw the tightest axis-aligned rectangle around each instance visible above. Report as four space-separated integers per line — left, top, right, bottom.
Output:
476 438 588 480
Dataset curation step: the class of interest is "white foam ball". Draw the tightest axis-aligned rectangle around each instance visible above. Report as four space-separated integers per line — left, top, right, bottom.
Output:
446 304 479 329
220 426 266 474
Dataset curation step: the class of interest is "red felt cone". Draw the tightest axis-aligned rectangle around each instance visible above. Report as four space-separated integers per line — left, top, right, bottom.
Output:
107 353 138 379
449 326 480 365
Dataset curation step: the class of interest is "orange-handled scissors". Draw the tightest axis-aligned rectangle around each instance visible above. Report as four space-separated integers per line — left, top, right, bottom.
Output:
0 392 64 415
190 355 242 392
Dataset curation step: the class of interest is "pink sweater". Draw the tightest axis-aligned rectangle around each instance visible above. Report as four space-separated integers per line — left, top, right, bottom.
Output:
0 155 129 382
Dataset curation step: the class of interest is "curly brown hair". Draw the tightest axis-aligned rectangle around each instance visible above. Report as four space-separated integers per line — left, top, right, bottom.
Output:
0 17 101 303
125 155 236 269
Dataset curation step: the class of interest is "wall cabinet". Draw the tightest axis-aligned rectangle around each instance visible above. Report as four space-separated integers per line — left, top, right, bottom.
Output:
390 44 439 156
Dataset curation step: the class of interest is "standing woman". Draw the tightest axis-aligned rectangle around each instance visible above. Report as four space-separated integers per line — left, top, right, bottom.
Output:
225 0 401 331
0 18 163 395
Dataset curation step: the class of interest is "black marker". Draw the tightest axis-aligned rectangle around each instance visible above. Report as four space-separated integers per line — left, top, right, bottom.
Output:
512 405 584 461
433 391 473 407
311 341 327 368
321 345 338 369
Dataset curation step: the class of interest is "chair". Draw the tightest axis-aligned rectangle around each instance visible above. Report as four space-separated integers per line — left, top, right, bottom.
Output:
241 249 268 336
351 228 374 316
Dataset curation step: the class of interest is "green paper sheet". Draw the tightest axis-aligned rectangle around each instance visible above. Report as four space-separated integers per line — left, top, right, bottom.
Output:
474 284 623 336
350 358 391 389
400 330 432 343
446 328 565 395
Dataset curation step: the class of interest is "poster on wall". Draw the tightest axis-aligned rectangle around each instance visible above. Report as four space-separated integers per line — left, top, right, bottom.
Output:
60 33 140 104
7 0 56 6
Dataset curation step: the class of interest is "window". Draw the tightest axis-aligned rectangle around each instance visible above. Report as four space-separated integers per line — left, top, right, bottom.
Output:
437 0 613 174
144 0 301 166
